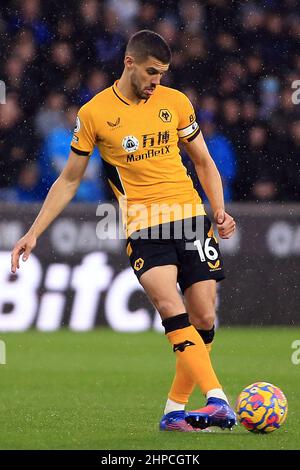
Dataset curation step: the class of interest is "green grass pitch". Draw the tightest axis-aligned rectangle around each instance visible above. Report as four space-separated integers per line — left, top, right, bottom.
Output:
0 327 299 450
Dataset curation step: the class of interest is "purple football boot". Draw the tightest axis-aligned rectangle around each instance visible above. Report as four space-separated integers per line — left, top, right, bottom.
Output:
186 398 237 430
160 410 204 432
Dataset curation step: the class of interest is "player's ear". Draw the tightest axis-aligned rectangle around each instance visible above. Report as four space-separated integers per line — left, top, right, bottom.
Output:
124 55 134 69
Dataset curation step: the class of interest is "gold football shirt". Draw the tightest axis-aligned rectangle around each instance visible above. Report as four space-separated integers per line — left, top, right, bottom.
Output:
71 81 205 236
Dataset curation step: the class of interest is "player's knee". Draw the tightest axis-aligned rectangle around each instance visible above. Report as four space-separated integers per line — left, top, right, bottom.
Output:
200 311 215 330
190 309 215 330
155 299 182 318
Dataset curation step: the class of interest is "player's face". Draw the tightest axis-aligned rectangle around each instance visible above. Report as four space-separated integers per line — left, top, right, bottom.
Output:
129 56 169 100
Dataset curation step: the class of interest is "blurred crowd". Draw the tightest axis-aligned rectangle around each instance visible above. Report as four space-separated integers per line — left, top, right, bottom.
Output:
0 0 300 203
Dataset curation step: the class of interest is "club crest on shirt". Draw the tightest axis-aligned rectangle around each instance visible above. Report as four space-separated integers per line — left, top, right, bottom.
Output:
122 135 139 153
159 109 172 122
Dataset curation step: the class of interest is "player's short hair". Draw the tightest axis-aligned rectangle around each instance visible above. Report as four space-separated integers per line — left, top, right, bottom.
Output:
126 30 171 64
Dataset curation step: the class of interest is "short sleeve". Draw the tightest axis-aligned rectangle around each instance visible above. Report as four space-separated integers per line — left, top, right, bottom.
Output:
177 92 200 143
70 105 96 156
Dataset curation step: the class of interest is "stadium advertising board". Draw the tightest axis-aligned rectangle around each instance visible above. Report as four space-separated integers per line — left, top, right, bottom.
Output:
0 203 299 331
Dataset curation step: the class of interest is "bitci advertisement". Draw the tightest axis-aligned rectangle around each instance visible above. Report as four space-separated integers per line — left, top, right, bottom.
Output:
0 203 299 331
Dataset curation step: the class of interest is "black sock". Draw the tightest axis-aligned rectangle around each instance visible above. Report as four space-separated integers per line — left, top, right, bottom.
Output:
197 325 215 344
162 313 190 334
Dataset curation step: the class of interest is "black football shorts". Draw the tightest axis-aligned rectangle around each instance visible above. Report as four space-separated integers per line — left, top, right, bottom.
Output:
126 215 225 293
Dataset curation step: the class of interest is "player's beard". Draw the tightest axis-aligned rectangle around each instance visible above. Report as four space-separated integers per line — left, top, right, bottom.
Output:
131 73 149 100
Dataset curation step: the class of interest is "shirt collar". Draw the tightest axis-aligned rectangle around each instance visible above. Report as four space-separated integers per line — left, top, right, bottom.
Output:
112 80 149 106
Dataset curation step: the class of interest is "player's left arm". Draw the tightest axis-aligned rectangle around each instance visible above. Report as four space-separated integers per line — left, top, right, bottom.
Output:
184 132 236 239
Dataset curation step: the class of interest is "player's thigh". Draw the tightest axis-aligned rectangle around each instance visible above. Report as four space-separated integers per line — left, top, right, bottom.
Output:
139 265 185 319
184 279 217 330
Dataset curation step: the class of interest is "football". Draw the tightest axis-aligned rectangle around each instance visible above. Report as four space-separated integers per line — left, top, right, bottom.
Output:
236 382 288 433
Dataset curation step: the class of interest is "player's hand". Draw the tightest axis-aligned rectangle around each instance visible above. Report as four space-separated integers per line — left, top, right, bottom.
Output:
11 232 37 273
214 209 236 239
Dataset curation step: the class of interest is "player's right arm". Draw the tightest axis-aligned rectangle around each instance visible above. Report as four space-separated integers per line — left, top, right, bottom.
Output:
11 150 90 273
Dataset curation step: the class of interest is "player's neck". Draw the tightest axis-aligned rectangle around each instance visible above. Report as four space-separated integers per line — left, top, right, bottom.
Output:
117 74 141 105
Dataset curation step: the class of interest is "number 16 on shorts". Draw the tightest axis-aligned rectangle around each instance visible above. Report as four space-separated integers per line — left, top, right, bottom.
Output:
194 238 219 262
